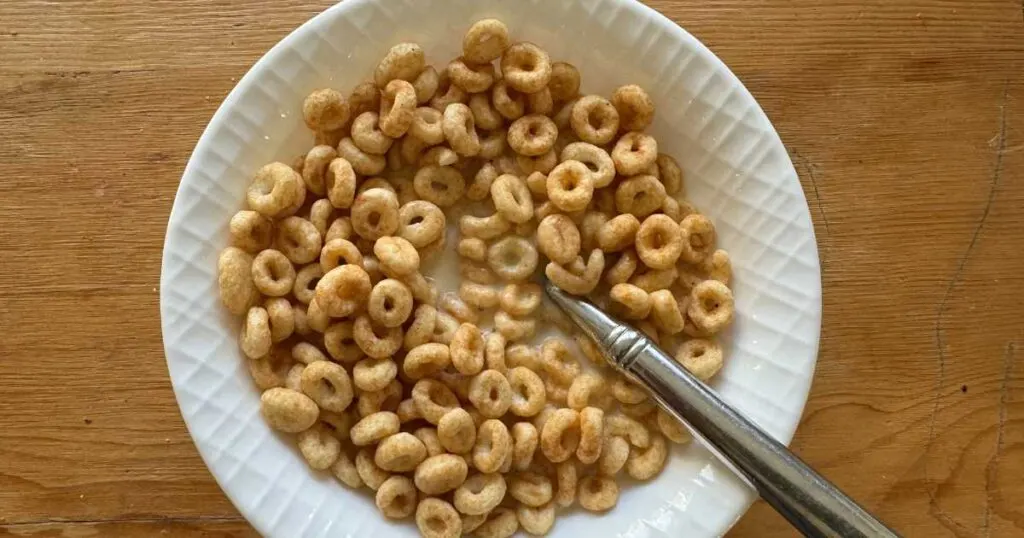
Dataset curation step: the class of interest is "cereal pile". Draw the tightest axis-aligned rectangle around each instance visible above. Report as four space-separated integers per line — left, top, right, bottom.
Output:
217 18 735 538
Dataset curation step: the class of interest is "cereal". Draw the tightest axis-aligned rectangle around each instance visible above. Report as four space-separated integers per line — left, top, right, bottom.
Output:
598 436 630 476
375 432 428 473
487 236 538 281
351 411 400 446
441 103 481 157
397 200 446 248
451 323 486 375
218 247 260 316
431 310 460 344
412 378 460 424
413 66 440 104
240 306 271 359
605 413 650 449
299 360 354 413
416 498 462 538
459 282 499 309
541 339 581 386
536 214 580 265
571 95 619 145
260 388 319 433
702 248 732 285
517 502 555 535
372 236 419 278
612 132 658 176
322 321 363 363
507 114 557 157
430 70 469 112
264 298 294 343
609 283 651 320
675 338 724 382
375 43 425 88
376 475 418 519
492 80 526 121
309 199 335 238
627 434 667 480
275 216 321 265
679 213 716 264
366 278 414 328
494 311 536 342
615 174 666 219
630 266 678 293
460 260 498 285
469 370 513 418
319 238 363 273
545 249 604 295
490 174 534 224
438 408 477 454
303 88 350 132
549 61 581 102
408 107 445 146
560 142 615 188
496 283 541 318
413 165 465 208
356 447 391 490
611 376 648 405
338 137 387 176
546 160 594 212
440 292 479 324
554 460 578 507
567 372 606 411
463 19 510 64
519 151 557 178
460 211 509 240
500 42 551 94
540 408 580 463
611 84 655 132
353 358 398 393
474 508 519 538
419 145 458 168
447 57 495 93
577 407 605 464
315 265 371 317
414 427 445 458
350 188 400 241
248 347 291 390
473 419 513 473
688 279 734 334
229 210 273 253
656 153 684 195
358 380 403 417
578 476 620 512
656 408 693 445
332 449 364 489
509 471 553 507
305 298 330 332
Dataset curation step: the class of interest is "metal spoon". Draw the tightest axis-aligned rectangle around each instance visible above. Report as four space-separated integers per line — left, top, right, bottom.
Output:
545 282 899 538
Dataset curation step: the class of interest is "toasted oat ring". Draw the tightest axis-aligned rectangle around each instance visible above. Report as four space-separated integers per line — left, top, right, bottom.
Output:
408 106 445 145
373 236 420 277
366 278 414 328
441 103 481 157
374 42 425 87
303 88 350 132
450 323 486 375
536 214 581 265
315 264 371 318
397 200 446 248
579 475 620 512
611 84 655 132
350 111 393 155
463 18 510 64
612 132 659 176
657 153 684 195
299 360 354 413
447 57 495 93
546 160 594 212
560 142 615 188
518 151 557 178
490 174 534 224
507 366 546 417
688 280 734 334
323 158 357 209
541 338 582 386
413 66 440 104
260 388 319 433
469 92 504 132
507 114 557 157
239 306 271 359
540 408 580 463
571 95 620 145
275 217 321 265
577 407 605 464
615 174 666 219
459 281 499 310
492 79 526 121
458 238 487 262
527 86 554 115
377 79 417 138
350 187 400 241
473 419 513 473
500 42 551 94
300 145 337 197
455 472 507 516
486 236 539 281
405 344 452 382
545 249 605 296
498 283 542 318
413 165 465 208
291 264 323 306
469 370 513 418
353 314 403 359
650 289 685 334
318 238 362 274
460 212 509 240
338 137 386 176
679 214 717 264
636 214 684 270
429 70 469 112
251 249 295 297
229 211 273 254
375 475 418 519
247 162 306 219
549 61 581 102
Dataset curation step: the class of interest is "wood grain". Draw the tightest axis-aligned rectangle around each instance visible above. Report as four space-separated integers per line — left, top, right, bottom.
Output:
0 0 1022 536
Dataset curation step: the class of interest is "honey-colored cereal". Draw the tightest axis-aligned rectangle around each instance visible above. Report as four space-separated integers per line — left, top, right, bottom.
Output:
578 475 620 512
229 210 273 254
375 432 428 472
218 247 260 316
500 42 551 94
260 388 319 433
375 475 418 519
415 498 462 538
303 88 350 132
300 361 354 413
298 423 342 470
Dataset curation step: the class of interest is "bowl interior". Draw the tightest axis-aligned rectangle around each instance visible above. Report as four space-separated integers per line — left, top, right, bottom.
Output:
161 0 821 536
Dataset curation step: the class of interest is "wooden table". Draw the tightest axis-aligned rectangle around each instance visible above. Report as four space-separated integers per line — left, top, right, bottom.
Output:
1 0 1022 536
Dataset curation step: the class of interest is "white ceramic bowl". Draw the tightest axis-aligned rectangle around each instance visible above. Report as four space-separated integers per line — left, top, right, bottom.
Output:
160 0 822 536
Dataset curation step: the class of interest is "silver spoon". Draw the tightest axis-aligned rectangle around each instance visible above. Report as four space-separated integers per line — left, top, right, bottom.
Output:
545 282 899 538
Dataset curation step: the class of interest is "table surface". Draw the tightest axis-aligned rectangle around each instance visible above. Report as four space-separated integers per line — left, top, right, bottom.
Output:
1 0 1022 536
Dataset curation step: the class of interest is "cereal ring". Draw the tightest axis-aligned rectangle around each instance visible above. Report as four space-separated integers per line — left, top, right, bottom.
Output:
414 165 465 208
450 323 486 375
239 306 271 359
631 266 678 293
509 472 553 507
248 346 292 390
560 142 615 189
374 432 427 473
598 436 630 476
473 419 513 473
540 408 580 463
496 283 541 318
338 137 387 176
500 42 551 94
661 196 683 221
298 360 354 413
263 298 295 343
274 217 321 265
657 153 684 195
415 454 469 496
323 167 355 219
439 292 479 325
218 248 260 315
474 507 518 538
371 236 418 278
549 460 576 508
535 214 581 265
441 103 481 157
348 79 381 117
627 433 667 480
434 408 475 455
356 446 391 490
447 57 495 93
518 151 557 179
228 210 273 254
702 248 732 285
322 321 363 363
308 200 334 239
469 370 513 418
350 111 393 155
494 311 536 342
375 475 418 519
578 476 620 512
414 427 445 458
615 174 666 218
353 314 403 359
620 398 657 420
649 289 685 334
374 42 425 88
353 358 398 393
546 160 594 212
305 298 330 332
394 201 444 250
418 145 459 168
605 413 650 448
411 64 440 103
612 131 658 176
603 250 638 286
578 211 609 253
527 86 554 115
635 214 684 270
430 70 469 112
407 107 445 146
507 114 557 157
492 79 526 121
317 239 361 274
679 213 717 264
332 449 364 489
611 84 655 132
675 338 724 381
396 397 421 424
459 282 499 310
489 174 534 224
656 408 692 444
508 422 539 471
350 411 400 446
260 388 319 433
545 249 604 296
611 375 648 405
545 379 569 406
431 310 460 345
548 61 581 102
486 236 538 281
315 265 371 317
247 162 306 219
609 283 651 320
688 280 734 334
404 304 437 351
412 378 459 424
455 473 506 517
297 423 341 470
516 502 555 535
303 88 350 132
571 95 620 145
463 19 510 64
567 372 606 410
363 279 414 330
416 498 462 538
541 339 582 386
350 187 399 241
577 407 605 464
460 260 498 285
460 212 509 240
